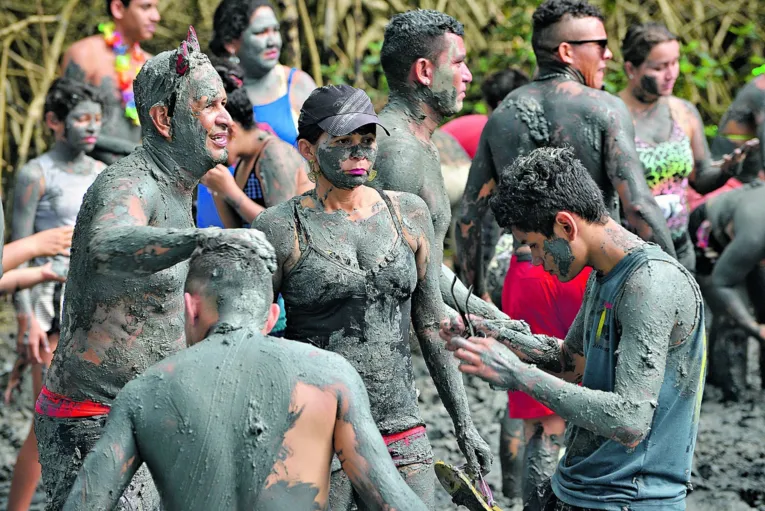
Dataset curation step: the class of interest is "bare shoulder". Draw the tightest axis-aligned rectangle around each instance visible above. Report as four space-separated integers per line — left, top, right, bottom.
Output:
64 36 104 64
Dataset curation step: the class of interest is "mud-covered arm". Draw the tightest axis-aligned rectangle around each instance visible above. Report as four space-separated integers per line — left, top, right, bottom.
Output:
605 100 676 258
454 130 497 295
334 362 428 511
259 142 308 208
251 204 297 296
685 100 733 194
62 384 142 511
87 175 207 275
93 135 139 158
440 264 517 322
10 161 44 315
706 208 765 339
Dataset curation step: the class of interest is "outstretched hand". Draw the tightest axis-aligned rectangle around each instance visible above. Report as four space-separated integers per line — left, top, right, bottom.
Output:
445 335 521 391
439 314 531 343
717 138 760 174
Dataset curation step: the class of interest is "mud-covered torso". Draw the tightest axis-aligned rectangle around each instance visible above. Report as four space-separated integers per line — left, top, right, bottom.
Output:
281 191 422 434
488 79 621 220
706 181 765 247
46 149 190 404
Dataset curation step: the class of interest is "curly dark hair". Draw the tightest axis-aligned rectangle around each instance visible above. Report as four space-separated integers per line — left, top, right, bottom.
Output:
44 78 103 122
209 56 256 129
210 0 274 57
490 146 608 236
621 23 677 67
380 10 464 90
105 0 130 18
481 68 530 110
531 0 604 57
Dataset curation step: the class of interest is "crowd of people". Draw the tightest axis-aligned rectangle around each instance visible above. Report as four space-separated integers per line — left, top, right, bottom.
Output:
0 0 763 509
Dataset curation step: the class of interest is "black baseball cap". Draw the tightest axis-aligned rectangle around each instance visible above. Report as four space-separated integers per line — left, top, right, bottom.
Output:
298 84 390 137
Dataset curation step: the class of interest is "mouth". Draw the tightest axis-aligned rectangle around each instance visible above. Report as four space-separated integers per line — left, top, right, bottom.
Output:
210 132 229 149
146 24 156 34
83 136 97 144
347 168 367 176
263 48 280 59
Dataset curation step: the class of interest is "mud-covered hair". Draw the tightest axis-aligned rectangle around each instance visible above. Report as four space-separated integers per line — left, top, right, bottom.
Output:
490 146 608 236
481 68 530 110
380 10 464 90
621 23 677 67
44 78 103 122
532 0 604 57
105 0 130 18
185 230 277 323
210 56 256 129
210 0 275 57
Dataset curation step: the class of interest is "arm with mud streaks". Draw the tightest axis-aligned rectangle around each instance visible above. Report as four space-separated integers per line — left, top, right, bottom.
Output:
454 262 685 447
251 204 298 296
400 193 492 474
333 359 428 511
440 264 523 324
10 161 44 316
62 384 142 511
454 128 497 296
259 141 310 208
706 205 765 340
604 99 676 258
685 100 736 194
87 176 212 275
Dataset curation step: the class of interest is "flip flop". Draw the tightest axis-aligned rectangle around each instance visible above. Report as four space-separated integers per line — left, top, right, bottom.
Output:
434 460 503 511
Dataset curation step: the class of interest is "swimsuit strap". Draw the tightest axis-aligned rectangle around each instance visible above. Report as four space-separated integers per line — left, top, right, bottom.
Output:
286 68 297 91
377 189 405 239
292 198 312 253
234 136 275 190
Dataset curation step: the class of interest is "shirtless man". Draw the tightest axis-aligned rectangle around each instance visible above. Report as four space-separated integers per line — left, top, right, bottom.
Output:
61 230 427 511
443 147 706 510
711 75 765 181
35 29 232 510
61 0 160 164
455 0 676 298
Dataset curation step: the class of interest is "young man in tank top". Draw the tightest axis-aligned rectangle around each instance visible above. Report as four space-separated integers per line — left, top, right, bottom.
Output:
61 230 427 511
441 147 706 510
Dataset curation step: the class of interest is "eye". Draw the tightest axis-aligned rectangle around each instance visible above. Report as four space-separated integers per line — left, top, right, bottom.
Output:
362 136 375 144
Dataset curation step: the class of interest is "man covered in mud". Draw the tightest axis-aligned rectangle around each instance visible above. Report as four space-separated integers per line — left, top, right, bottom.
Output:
455 0 676 298
62 230 427 511
35 29 232 510
442 147 706 510
61 0 160 163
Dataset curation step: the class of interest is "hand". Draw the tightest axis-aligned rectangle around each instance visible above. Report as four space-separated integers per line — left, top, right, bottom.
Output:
455 422 493 477
200 164 238 197
39 262 67 283
31 226 73 257
718 139 759 175
446 335 521 391
25 316 49 364
439 314 531 343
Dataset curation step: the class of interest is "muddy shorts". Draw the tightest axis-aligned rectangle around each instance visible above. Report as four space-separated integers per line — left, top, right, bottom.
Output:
525 479 611 511
35 414 161 511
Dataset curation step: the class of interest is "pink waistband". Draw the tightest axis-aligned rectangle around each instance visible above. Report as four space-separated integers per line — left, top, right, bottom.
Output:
35 386 111 418
382 425 426 446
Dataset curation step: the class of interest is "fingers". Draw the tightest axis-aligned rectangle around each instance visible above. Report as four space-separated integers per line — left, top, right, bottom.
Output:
29 340 41 365
463 445 480 478
439 315 465 341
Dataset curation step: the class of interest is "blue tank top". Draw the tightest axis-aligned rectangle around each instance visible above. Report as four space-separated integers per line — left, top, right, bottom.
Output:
253 68 298 147
552 245 706 510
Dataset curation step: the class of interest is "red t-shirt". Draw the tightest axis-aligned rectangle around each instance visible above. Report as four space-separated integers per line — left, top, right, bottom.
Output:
501 255 591 419
440 114 488 159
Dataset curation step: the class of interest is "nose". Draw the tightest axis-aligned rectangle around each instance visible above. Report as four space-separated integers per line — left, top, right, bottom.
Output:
603 46 613 61
462 63 473 84
217 107 233 129
150 7 160 22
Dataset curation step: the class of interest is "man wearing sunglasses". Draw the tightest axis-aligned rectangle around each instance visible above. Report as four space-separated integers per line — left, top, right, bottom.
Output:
455 0 676 299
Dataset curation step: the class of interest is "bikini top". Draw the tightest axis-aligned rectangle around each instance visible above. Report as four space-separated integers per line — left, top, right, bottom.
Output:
253 68 298 146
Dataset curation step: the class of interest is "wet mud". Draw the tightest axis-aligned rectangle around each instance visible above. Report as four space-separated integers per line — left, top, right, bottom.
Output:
0 301 763 509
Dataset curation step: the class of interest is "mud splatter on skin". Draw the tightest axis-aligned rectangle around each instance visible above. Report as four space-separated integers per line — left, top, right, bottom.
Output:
315 131 378 190
63 100 103 155
454 62 677 296
542 236 574 279
62 235 428 510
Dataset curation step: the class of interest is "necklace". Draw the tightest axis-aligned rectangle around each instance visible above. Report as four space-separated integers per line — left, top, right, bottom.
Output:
98 22 146 126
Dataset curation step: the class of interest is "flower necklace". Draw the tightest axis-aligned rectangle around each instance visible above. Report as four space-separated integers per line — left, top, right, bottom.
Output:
98 22 146 126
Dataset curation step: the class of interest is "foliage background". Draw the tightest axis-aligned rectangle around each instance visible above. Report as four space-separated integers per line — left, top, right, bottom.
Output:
2 0 765 195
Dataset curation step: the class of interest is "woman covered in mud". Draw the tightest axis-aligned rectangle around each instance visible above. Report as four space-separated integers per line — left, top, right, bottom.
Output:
253 84 490 510
617 23 752 272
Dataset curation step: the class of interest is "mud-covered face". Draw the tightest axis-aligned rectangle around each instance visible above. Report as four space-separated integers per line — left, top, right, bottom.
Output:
63 100 103 154
512 227 586 282
635 40 680 98
427 33 472 116
315 126 378 190
238 6 282 78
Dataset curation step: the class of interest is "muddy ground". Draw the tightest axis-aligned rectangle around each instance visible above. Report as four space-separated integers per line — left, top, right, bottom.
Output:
0 299 763 510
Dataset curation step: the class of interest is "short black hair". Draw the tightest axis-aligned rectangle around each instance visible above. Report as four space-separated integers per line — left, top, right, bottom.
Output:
210 0 275 57
481 68 530 110
531 0 604 57
44 78 103 122
210 56 256 129
490 146 608 236
621 23 677 67
105 0 130 18
380 10 464 90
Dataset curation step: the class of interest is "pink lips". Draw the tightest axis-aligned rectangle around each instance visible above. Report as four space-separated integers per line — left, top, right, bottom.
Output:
347 168 367 176
83 137 97 144
264 49 279 59
210 132 228 148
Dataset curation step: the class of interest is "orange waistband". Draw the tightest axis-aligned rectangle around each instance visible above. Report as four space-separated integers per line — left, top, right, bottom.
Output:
35 385 111 418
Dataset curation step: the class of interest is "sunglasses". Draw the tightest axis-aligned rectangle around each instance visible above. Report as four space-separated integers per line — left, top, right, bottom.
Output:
562 38 609 50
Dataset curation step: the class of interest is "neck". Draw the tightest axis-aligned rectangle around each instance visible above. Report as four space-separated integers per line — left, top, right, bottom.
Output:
243 128 269 156
536 61 586 85
210 312 255 332
585 218 644 275
313 178 365 212
243 64 278 86
385 89 441 138
50 140 84 162
112 20 139 49
143 136 200 193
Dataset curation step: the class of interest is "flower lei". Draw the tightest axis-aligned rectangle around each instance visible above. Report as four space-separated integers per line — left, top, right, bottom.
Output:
98 22 146 126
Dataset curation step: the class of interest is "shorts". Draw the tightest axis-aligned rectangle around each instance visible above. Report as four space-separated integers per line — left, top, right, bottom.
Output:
525 479 602 511
331 425 433 472
35 414 161 510
31 281 64 334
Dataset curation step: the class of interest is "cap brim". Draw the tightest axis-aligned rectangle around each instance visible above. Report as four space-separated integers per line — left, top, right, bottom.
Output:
318 113 390 137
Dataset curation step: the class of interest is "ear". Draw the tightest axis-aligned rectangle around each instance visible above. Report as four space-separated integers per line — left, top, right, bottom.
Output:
297 138 315 162
45 111 62 132
624 61 636 79
184 292 199 326
554 211 579 241
110 0 125 20
149 104 172 140
412 57 436 87
263 302 281 334
224 40 241 57
557 42 576 66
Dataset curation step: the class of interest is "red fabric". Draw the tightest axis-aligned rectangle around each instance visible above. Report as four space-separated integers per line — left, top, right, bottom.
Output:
686 178 742 212
440 114 488 158
382 425 426 446
257 122 276 136
35 385 111 418
501 256 591 419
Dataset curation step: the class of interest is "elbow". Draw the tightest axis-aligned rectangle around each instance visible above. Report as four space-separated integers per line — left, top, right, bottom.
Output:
611 402 654 448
